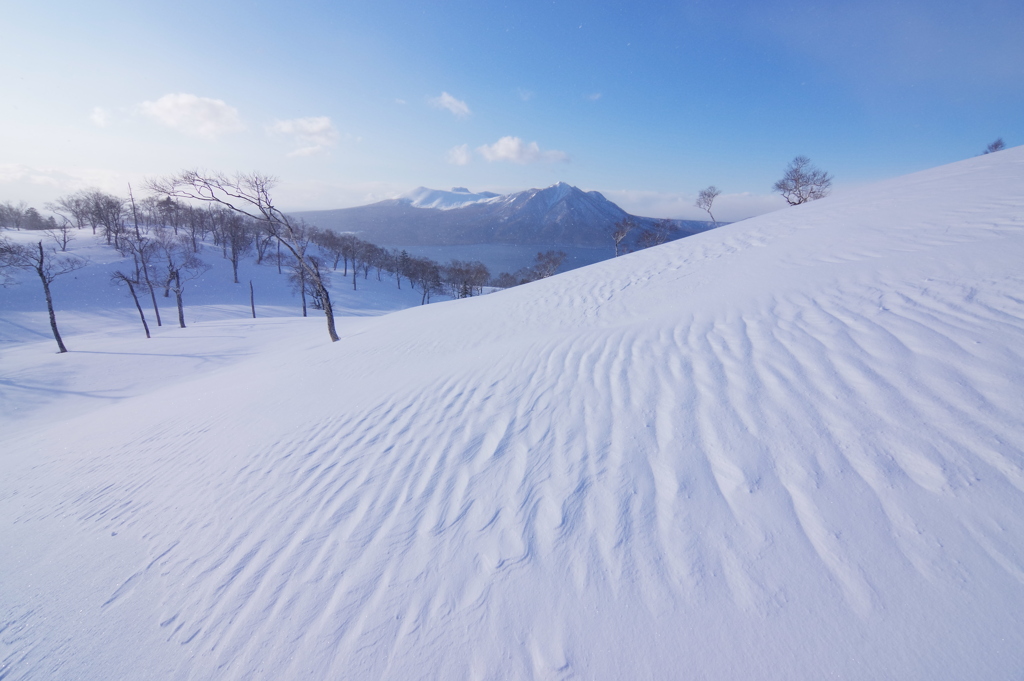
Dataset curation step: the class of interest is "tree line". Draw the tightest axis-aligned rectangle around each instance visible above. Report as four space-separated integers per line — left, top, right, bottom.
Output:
2 172 572 350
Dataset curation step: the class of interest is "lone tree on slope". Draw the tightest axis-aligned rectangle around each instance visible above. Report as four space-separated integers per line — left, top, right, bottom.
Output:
611 218 636 257
773 156 833 206
983 138 1006 154
695 186 721 226
147 171 341 342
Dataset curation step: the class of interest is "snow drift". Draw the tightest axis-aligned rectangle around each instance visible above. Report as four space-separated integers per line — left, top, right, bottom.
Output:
2 148 1024 680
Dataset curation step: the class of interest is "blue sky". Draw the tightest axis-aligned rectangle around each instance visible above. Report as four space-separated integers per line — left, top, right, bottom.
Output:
2 0 1021 220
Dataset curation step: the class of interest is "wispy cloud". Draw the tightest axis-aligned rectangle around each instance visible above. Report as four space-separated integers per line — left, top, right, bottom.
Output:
477 136 568 164
268 116 339 156
90 107 109 127
586 92 602 101
430 92 471 118
518 88 535 102
446 144 471 165
0 163 128 205
138 93 244 139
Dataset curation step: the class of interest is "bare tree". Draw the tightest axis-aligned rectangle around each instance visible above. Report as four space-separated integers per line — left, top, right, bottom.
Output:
0 201 28 230
87 191 128 246
695 186 721 226
147 171 341 342
4 241 86 352
312 228 347 271
636 219 680 250
44 217 76 251
532 250 567 278
157 230 210 328
0 237 18 286
125 185 163 327
47 193 92 232
253 228 274 264
773 156 832 206
611 218 636 257
111 270 151 338
288 260 309 316
406 257 443 304
983 138 1006 154
443 259 490 298
290 256 332 313
212 210 253 283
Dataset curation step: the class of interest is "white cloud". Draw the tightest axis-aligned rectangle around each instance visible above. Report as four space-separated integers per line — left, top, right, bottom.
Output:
138 93 244 139
518 88 535 102
0 164 129 206
477 136 568 164
446 144 471 165
395 98 407 105
268 116 339 157
586 92 602 101
430 92 471 118
90 107 109 127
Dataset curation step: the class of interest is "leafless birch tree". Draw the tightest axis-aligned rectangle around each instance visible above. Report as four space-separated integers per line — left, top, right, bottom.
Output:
695 186 721 226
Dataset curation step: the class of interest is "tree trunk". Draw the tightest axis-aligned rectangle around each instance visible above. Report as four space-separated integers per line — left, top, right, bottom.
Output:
173 272 185 328
126 279 151 338
250 280 256 318
352 268 357 290
231 252 239 284
141 260 162 326
320 285 340 342
36 243 68 353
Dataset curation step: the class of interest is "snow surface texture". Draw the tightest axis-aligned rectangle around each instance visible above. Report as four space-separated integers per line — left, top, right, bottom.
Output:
3 148 1024 680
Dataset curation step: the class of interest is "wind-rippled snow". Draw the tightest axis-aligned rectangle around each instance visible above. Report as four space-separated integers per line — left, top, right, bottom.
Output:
2 148 1024 679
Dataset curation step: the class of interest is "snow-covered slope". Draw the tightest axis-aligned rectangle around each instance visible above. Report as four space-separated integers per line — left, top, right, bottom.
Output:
3 148 1024 680
400 186 500 209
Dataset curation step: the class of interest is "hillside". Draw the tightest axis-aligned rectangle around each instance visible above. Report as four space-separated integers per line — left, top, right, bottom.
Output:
2 147 1024 680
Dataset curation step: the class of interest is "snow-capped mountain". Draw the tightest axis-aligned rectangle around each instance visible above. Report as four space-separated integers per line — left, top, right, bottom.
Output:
296 182 712 247
399 186 501 210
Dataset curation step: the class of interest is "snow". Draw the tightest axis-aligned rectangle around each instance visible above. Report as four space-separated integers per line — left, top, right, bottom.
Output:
400 186 500 210
3 147 1024 680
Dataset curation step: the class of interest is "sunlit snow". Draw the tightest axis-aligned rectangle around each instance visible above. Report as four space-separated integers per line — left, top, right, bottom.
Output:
2 148 1024 679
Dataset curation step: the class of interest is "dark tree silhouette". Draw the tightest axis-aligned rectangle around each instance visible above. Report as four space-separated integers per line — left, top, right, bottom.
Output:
773 156 833 206
983 138 1006 154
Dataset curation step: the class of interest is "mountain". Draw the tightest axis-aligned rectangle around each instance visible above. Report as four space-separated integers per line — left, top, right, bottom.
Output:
3 147 1024 679
295 182 713 247
400 186 501 209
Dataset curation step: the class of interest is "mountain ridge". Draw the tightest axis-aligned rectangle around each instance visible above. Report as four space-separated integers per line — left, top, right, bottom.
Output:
295 182 715 247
